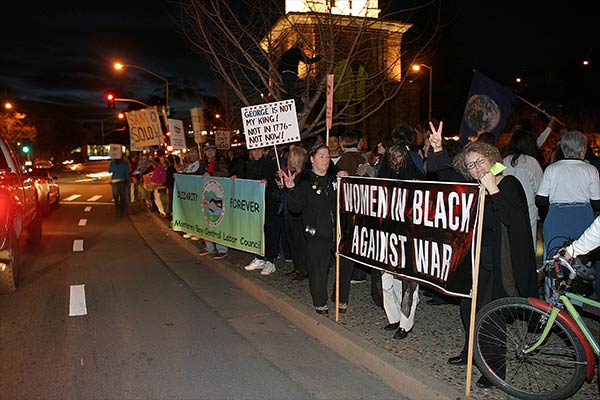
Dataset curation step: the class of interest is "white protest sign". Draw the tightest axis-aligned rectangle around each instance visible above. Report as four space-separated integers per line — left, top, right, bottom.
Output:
130 137 142 152
124 106 162 148
190 107 205 144
241 100 300 149
108 143 123 159
168 119 186 150
214 130 231 150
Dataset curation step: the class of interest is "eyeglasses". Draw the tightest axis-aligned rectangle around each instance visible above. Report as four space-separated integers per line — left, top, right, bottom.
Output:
465 157 487 170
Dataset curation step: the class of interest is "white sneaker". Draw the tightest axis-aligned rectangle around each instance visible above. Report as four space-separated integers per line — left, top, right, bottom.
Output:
190 236 200 241
244 258 265 271
183 233 192 239
260 261 276 276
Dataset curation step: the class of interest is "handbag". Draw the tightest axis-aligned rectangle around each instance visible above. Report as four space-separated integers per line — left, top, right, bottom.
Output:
150 165 167 185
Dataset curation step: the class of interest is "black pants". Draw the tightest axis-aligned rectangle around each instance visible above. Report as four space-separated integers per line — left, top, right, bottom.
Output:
284 213 307 274
257 196 276 262
306 237 353 308
458 254 506 379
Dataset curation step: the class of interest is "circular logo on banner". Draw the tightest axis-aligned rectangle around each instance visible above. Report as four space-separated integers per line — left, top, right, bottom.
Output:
201 179 225 227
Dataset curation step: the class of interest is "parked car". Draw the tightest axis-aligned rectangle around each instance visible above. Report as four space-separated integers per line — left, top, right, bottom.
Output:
34 159 54 169
0 137 42 294
31 168 60 215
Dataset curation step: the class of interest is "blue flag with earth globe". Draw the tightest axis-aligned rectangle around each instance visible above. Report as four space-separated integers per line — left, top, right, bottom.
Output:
459 71 517 144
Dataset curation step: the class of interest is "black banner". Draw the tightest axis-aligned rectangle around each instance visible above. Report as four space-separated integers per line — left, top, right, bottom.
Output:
338 176 481 298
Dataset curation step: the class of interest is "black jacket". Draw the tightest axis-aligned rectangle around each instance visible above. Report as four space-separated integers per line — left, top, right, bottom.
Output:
287 168 337 241
427 150 539 299
245 156 277 194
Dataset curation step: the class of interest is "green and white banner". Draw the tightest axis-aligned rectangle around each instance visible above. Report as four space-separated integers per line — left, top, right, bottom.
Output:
172 174 265 256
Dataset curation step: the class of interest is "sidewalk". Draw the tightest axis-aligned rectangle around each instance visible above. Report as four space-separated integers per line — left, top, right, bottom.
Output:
132 207 595 400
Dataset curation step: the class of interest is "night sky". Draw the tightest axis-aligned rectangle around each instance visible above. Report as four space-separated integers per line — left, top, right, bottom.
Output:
0 0 210 121
0 1 596 129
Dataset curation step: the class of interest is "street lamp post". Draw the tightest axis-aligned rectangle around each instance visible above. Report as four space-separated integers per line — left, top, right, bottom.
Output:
411 64 432 121
113 62 169 108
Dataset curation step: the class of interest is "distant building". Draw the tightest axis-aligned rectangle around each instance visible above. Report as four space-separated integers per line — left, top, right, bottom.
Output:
265 0 421 142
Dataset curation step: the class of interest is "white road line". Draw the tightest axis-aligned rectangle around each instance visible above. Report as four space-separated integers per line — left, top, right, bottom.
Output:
66 201 113 206
78 219 87 226
87 195 102 202
69 285 87 316
64 194 82 202
84 206 92 212
73 240 84 252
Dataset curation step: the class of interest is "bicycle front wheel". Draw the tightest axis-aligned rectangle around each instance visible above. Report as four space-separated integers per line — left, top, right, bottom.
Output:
473 297 587 400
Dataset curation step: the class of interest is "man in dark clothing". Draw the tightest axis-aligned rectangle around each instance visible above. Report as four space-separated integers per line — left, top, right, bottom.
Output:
336 130 369 283
278 41 321 113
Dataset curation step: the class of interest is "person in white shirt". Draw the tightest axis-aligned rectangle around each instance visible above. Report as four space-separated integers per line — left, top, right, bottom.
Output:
182 147 201 174
502 125 544 249
563 215 600 299
536 130 600 300
564 216 600 260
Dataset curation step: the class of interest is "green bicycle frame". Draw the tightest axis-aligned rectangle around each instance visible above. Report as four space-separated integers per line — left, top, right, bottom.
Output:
524 293 600 356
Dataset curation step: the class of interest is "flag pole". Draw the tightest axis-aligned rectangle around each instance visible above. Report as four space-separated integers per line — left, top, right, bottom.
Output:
335 175 341 322
517 97 565 126
465 187 486 396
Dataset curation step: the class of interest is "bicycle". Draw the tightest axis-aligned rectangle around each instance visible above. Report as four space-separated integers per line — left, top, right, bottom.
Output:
472 253 599 399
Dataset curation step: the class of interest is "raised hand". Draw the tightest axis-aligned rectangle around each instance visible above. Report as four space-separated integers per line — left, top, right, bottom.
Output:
280 168 297 189
428 120 444 152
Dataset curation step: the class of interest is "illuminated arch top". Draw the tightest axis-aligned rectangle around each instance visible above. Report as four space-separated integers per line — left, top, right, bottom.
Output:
285 0 380 18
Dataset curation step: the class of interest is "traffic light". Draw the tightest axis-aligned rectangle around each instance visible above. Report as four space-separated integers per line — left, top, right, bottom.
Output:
106 93 115 109
22 145 30 154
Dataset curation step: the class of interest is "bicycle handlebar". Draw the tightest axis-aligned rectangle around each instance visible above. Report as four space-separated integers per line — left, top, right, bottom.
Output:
552 254 577 281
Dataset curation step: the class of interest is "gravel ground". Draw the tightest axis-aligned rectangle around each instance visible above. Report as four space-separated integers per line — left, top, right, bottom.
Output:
149 207 599 400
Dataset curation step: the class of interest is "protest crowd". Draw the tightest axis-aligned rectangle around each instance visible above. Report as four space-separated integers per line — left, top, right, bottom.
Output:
109 111 600 391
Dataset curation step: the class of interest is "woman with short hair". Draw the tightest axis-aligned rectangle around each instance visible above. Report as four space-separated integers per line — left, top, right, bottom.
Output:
428 127 538 388
536 130 600 298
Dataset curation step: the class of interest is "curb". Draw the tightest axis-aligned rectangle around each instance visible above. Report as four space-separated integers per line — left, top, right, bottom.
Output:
138 210 468 400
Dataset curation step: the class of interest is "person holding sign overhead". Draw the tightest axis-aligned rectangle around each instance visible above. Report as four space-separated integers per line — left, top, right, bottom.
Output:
108 148 130 217
243 147 279 276
427 122 538 388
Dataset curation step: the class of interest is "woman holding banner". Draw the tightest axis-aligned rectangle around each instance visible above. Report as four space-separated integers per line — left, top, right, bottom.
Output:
377 141 425 340
281 144 350 315
427 122 538 388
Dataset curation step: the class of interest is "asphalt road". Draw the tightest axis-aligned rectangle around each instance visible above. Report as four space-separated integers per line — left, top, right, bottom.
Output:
0 174 406 399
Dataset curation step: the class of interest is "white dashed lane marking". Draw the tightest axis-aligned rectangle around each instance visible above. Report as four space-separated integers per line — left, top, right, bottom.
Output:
69 285 87 316
63 194 82 202
78 219 87 226
84 206 92 212
73 240 84 252
87 195 102 202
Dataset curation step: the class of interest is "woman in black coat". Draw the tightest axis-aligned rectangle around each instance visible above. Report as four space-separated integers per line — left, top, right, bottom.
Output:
427 124 539 388
281 144 350 314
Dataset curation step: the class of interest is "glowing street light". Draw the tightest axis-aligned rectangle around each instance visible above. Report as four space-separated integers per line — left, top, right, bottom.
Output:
4 102 13 110
411 63 433 121
113 62 170 108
